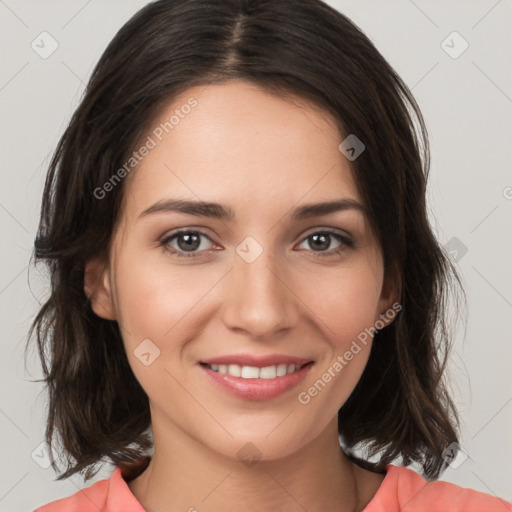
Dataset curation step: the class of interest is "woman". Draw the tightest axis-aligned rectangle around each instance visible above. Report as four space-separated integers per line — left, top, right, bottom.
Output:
28 0 511 510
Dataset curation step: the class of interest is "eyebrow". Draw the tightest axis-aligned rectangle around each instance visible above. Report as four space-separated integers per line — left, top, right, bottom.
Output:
138 198 365 221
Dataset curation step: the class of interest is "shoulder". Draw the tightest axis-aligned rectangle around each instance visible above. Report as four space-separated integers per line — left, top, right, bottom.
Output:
33 466 145 512
364 464 512 512
33 478 110 512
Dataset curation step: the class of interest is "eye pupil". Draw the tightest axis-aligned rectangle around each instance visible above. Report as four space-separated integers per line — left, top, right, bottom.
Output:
310 233 330 251
178 233 201 251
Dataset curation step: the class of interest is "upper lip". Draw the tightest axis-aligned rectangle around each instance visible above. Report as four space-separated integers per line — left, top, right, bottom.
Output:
200 354 313 368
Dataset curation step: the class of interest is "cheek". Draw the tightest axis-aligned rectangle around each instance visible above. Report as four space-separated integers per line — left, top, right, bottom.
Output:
293 266 381 406
297 262 382 339
113 251 220 342
112 255 207 404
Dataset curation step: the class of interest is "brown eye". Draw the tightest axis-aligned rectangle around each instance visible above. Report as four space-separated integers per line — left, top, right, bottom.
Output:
160 230 214 258
297 230 353 258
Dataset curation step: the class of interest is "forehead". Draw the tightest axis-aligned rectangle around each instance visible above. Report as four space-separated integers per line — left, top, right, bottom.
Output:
123 80 360 219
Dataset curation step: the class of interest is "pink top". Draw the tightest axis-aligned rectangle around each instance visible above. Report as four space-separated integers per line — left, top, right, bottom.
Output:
34 463 512 512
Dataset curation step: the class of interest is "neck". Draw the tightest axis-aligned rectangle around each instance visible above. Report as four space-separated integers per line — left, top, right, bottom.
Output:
127 413 382 512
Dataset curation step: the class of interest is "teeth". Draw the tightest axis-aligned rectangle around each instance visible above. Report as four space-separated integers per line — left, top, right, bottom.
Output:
228 364 241 377
276 364 287 377
207 363 302 379
241 366 259 378
259 365 277 379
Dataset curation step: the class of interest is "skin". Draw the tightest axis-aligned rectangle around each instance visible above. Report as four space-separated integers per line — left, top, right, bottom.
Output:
85 79 400 512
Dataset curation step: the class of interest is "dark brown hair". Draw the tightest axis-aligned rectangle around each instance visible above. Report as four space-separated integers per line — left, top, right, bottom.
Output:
26 0 464 482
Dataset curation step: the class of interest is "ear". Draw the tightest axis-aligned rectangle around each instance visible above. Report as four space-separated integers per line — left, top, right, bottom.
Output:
84 257 117 320
376 263 402 329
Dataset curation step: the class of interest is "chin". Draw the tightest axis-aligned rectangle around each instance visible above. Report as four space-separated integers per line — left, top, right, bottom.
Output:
203 421 317 465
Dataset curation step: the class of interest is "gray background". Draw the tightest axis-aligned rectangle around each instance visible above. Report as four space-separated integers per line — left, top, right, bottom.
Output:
1 1 511 510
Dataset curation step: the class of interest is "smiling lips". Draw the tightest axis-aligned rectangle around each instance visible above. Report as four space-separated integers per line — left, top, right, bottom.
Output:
205 362 304 379
199 353 314 400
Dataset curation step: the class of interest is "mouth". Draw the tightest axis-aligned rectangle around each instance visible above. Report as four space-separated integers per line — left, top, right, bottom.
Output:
199 361 313 379
198 356 315 401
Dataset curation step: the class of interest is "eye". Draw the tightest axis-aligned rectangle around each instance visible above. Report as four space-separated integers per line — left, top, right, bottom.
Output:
159 228 354 259
296 229 353 258
160 230 215 258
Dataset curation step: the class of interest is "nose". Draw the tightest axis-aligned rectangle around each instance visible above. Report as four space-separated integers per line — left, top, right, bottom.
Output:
221 245 298 339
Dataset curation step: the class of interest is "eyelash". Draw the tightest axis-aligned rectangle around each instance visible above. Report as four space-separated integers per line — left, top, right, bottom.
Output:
159 228 354 259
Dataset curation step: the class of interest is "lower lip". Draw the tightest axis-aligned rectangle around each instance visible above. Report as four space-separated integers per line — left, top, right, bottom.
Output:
200 363 314 401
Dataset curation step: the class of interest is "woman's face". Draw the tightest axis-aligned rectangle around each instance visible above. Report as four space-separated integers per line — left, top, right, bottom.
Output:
86 79 398 462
